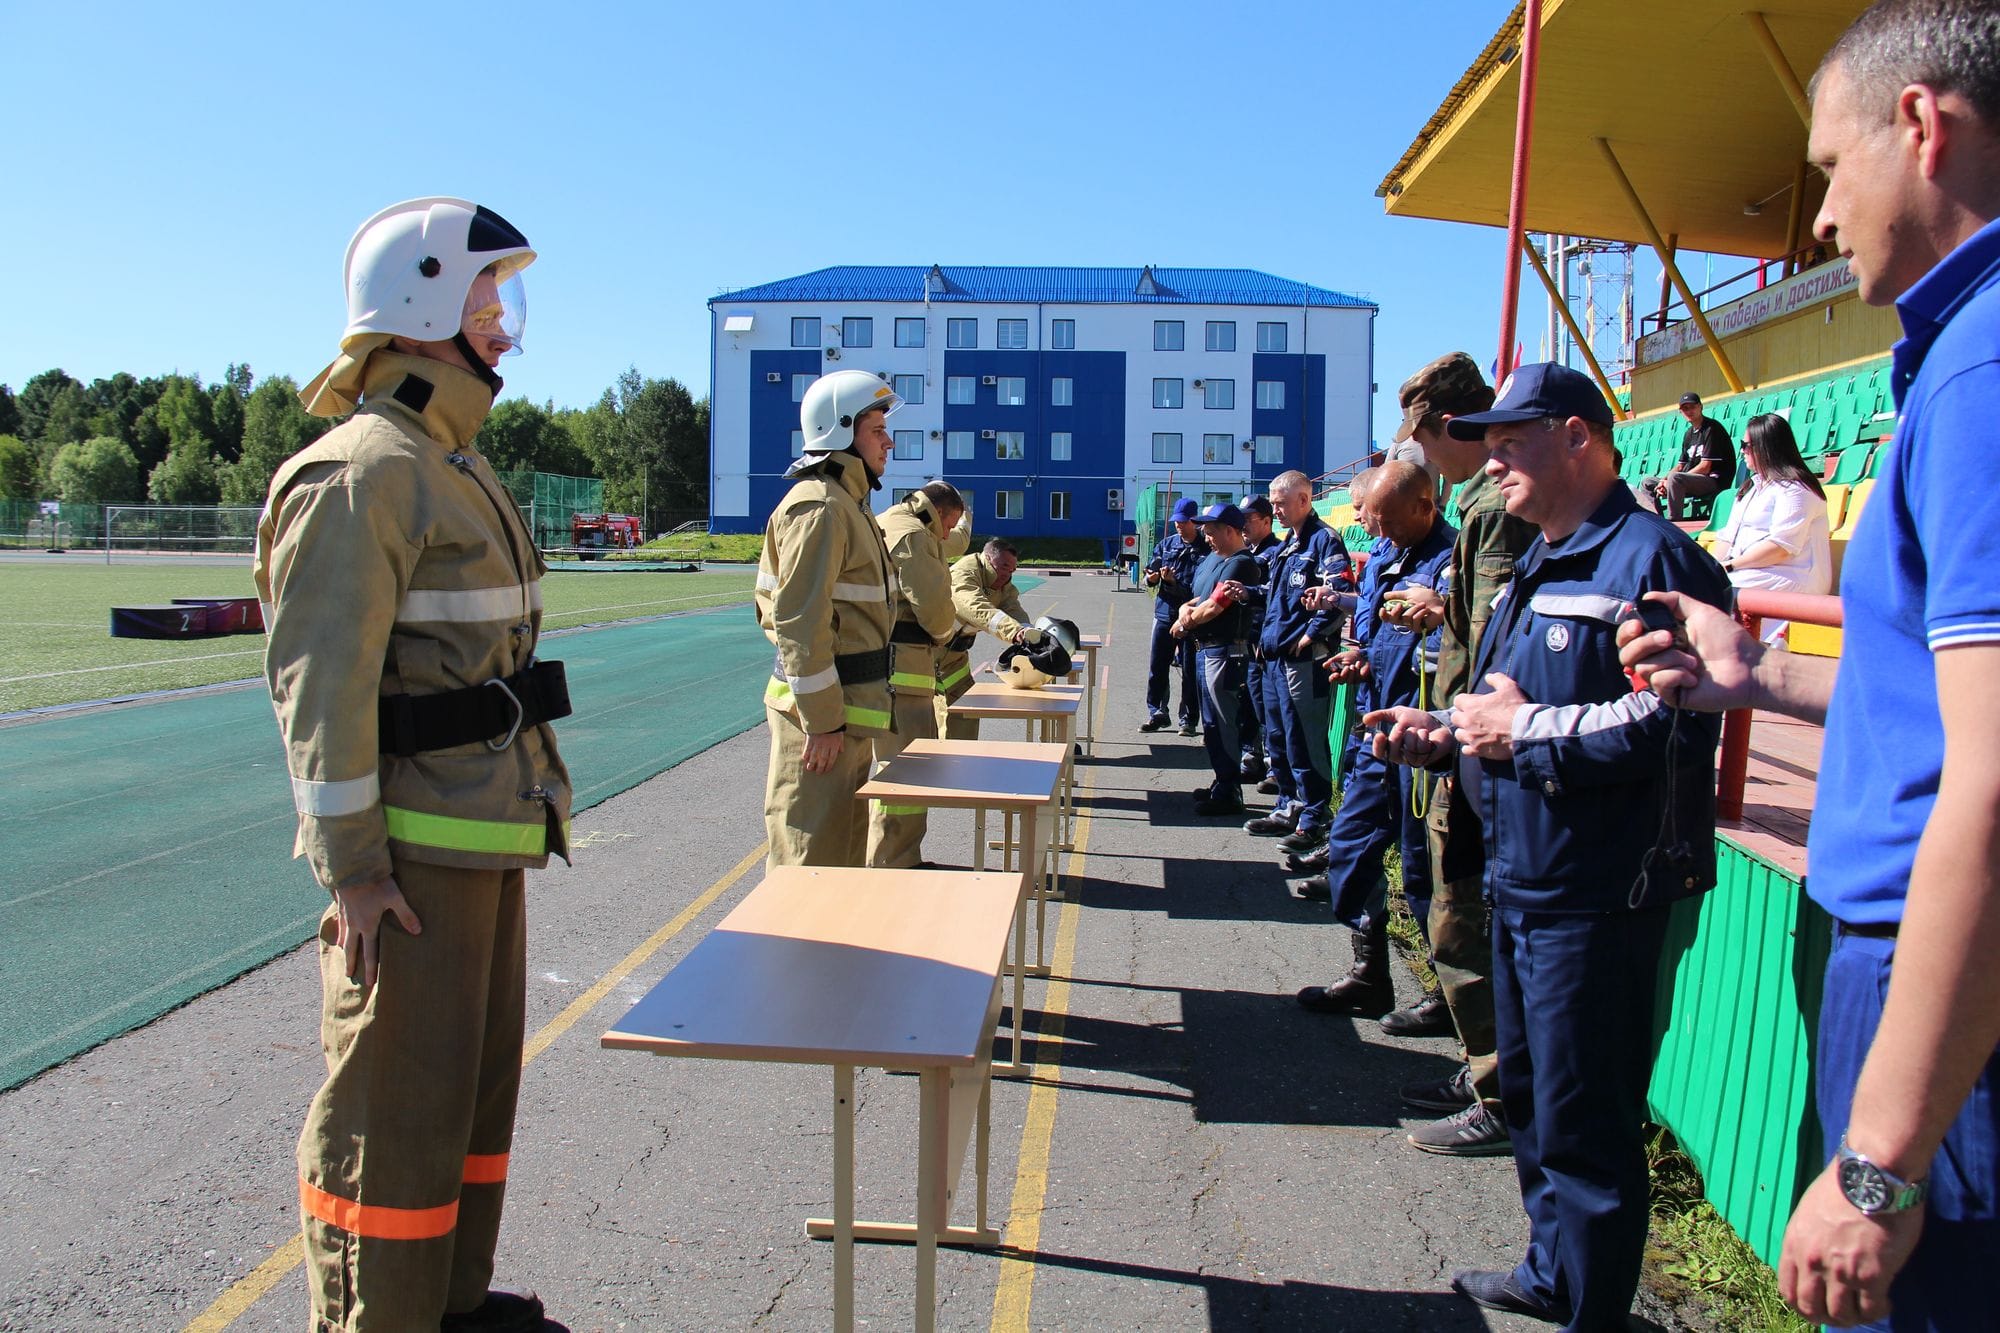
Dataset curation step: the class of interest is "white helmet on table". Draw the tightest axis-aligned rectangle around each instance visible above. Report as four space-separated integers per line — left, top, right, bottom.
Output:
340 197 535 356
800 369 903 453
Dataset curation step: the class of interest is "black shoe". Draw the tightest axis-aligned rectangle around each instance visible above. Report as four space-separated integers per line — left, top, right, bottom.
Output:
1400 1064 1476 1112
1138 715 1170 732
1178 723 1200 737
1238 755 1267 782
1288 875 1330 901
1296 925 1393 1015
1381 991 1454 1037
1285 846 1330 874
1409 1103 1512 1157
1243 813 1296 837
1449 1269 1568 1325
1256 776 1282 795
1277 828 1326 854
1191 784 1217 799
441 1290 549 1333
1195 792 1246 817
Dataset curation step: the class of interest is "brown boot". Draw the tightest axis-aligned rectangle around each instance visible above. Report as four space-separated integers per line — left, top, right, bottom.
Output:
1295 920 1394 1016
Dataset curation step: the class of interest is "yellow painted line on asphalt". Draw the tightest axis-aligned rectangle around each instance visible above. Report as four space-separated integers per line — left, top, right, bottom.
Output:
181 841 768 1333
991 602 1111 1332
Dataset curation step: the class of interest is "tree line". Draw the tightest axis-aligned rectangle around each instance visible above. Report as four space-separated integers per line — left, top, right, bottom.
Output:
0 365 709 519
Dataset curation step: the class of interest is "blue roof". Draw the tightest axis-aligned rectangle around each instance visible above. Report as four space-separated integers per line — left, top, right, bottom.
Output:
711 265 1375 310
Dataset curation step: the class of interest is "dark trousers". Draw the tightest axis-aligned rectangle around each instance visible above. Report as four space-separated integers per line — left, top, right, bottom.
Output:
1255 658 1297 811
1195 644 1246 798
1275 657 1333 836
1325 747 1433 933
1817 929 2000 1333
1427 777 1499 1104
1237 657 1264 760
1494 903 1672 1331
1637 470 1723 520
1146 614 1197 724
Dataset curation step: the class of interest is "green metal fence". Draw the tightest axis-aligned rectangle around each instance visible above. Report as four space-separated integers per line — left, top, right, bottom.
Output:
0 500 104 550
496 469 606 550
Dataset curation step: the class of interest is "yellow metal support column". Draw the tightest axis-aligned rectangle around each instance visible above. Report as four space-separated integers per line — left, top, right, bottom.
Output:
1522 236 1627 420
1597 138 1747 394
1657 232 1677 332
1783 157 1810 277
1747 12 1813 128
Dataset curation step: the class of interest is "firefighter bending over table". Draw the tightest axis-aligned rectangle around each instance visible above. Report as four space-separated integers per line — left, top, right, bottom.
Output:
755 368 899 868
257 197 572 1333
945 537 1038 738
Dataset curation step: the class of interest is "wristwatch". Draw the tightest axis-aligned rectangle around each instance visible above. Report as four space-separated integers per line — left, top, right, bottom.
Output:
1836 1135 1928 1215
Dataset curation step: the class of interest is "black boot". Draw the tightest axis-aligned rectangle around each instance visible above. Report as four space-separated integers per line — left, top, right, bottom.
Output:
1296 920 1394 1016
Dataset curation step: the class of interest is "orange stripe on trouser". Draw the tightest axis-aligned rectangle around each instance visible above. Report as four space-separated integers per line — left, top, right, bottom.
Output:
462 1152 510 1185
300 1177 459 1241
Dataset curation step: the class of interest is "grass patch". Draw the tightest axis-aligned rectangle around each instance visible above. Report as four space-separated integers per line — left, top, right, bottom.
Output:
1646 1131 1811 1331
0 561 752 714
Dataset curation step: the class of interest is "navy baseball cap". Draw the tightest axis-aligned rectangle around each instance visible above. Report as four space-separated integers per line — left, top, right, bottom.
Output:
1194 502 1246 529
1171 497 1201 521
1446 362 1616 440
1237 494 1274 518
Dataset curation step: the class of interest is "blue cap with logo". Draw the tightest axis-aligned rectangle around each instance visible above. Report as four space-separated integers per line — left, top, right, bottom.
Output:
1194 501 1246 529
1171 497 1201 521
1446 362 1615 440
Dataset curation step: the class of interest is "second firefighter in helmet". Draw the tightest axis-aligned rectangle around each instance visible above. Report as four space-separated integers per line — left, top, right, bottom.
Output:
754 369 901 867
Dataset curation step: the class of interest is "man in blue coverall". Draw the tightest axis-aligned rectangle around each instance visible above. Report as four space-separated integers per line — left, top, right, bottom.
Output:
1296 462 1454 1020
1171 502 1266 816
1371 364 1731 1329
1235 494 1280 784
1622 5 2000 1325
1140 497 1207 734
1260 470 1352 855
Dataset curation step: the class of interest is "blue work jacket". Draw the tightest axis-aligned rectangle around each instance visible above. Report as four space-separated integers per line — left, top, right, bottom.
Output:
1461 485 1731 913
1237 533 1284 624
1146 530 1208 622
1364 518 1456 715
1258 511 1352 658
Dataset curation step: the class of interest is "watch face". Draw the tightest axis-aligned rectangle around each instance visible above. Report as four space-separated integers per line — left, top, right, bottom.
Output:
1840 1156 1889 1212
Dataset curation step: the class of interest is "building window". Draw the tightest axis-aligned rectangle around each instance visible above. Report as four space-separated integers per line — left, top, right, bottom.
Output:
893 429 923 460
1202 433 1233 464
996 490 1024 520
1050 318 1076 349
1256 321 1288 352
842 316 872 348
1152 432 1183 463
791 372 816 403
1049 431 1072 460
791 317 821 347
1204 378 1235 410
1203 490 1235 510
893 373 924 405
892 488 916 505
1049 491 1070 521
995 431 1025 460
1154 320 1185 351
1256 380 1286 410
1205 321 1236 352
946 430 974 459
1051 377 1073 406
947 375 976 405
791 429 805 457
997 376 1026 406
997 318 1028 349
947 318 978 348
895 318 925 348
1255 434 1285 463
1153 378 1183 409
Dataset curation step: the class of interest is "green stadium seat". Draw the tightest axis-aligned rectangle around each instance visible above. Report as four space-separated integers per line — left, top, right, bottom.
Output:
1827 442 1872 484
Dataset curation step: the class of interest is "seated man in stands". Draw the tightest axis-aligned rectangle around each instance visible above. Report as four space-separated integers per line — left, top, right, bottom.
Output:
1636 391 1736 519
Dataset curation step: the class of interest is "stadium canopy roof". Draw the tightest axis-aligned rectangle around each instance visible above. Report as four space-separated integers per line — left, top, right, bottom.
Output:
1378 0 1868 258
712 266 1376 309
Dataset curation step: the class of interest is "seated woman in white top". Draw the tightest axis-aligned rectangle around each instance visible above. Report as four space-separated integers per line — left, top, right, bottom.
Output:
1713 412 1833 642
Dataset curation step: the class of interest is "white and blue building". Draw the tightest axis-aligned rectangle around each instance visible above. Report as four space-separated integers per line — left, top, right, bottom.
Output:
706 265 1377 542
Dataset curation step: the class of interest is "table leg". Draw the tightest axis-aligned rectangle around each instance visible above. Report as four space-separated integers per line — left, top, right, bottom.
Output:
834 1064 855 1333
1083 645 1098 756
973 809 986 872
916 1068 945 1333
975 1066 991 1233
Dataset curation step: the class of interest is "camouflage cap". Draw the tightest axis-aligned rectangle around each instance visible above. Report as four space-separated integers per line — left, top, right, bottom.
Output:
1393 351 1490 442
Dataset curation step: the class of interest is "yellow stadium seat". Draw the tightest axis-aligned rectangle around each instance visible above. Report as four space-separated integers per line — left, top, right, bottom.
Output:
1833 480 1873 541
1822 483 1850 531
1790 623 1843 658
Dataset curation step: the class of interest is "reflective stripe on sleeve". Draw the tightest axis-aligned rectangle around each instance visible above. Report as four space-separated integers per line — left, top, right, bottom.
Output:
397 582 542 624
987 611 1009 633
462 1152 510 1185
299 1176 458 1241
290 773 381 817
845 705 892 729
776 663 840 695
755 570 780 593
383 806 547 855
831 581 888 603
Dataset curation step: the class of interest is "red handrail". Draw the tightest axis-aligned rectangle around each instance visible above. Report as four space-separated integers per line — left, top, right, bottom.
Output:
1715 589 1842 820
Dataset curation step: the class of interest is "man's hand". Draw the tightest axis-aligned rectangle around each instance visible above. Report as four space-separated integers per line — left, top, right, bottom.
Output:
1143 568 1161 587
1778 1164 1923 1327
1217 579 1249 605
1324 649 1369 684
1380 585 1445 632
1017 625 1044 646
1451 673 1529 760
331 876 422 992
1615 591 1762 712
1363 706 1456 768
802 728 846 775
1293 632 1316 658
1158 567 1177 584
1302 585 1340 611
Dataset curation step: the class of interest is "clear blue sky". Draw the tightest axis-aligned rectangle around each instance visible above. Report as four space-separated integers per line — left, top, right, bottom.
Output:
3 0 1701 451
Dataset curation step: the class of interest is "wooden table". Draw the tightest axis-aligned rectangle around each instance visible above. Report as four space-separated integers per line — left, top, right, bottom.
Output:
1073 632 1104 755
858 740 1066 1075
949 682 1082 853
603 865 1019 1333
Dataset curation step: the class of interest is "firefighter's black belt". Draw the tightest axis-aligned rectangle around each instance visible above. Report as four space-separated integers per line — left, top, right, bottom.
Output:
833 646 891 685
890 621 938 646
379 660 572 756
947 632 979 652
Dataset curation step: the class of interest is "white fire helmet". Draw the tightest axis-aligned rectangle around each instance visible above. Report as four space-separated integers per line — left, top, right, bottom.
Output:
339 198 535 355
800 370 903 453
995 617 1080 689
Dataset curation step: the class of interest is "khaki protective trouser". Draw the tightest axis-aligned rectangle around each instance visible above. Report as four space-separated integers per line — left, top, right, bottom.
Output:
937 651 980 741
298 862 526 1332
1425 776 1500 1107
764 705 875 868
867 683 939 868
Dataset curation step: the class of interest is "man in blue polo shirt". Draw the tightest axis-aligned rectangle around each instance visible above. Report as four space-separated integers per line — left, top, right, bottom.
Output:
1621 4 2000 1326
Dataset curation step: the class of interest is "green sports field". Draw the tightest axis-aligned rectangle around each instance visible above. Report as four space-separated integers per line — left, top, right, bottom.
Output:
0 561 757 714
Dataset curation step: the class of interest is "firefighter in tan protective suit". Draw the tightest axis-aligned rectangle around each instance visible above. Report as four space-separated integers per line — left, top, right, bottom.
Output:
755 369 899 867
256 198 569 1333
942 538 1038 739
866 481 967 867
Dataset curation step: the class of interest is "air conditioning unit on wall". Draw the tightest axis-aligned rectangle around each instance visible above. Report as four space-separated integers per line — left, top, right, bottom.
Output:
765 372 783 383
981 429 996 440
824 346 841 361
981 375 998 386
1106 488 1125 510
